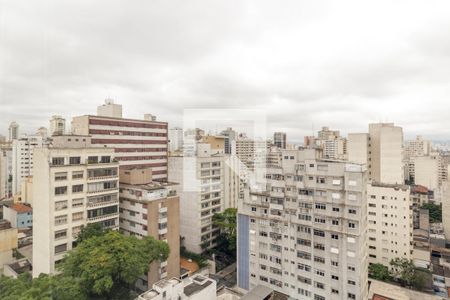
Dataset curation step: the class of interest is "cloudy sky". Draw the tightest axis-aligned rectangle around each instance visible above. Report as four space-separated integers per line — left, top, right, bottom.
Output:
1 0 450 142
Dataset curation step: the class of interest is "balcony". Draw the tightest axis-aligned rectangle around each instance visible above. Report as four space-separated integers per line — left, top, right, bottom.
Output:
87 199 119 208
158 227 168 235
87 212 119 222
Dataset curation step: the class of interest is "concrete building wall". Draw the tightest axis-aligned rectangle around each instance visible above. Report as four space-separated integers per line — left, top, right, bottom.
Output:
414 156 439 190
367 183 413 269
238 150 369 299
347 133 369 165
32 146 119 277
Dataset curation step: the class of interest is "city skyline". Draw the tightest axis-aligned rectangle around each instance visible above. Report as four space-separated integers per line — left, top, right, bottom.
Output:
2 1 450 141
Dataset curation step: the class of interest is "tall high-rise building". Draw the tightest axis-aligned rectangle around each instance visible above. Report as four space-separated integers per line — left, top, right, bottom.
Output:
168 142 235 253
367 183 413 269
237 148 369 300
220 127 238 154
0 142 13 199
313 127 347 160
8 122 19 141
97 99 123 118
50 115 66 136
12 134 45 195
405 136 431 159
36 127 48 138
72 101 168 181
32 135 119 277
273 132 287 149
118 168 180 289
234 137 269 172
348 123 404 184
168 127 183 153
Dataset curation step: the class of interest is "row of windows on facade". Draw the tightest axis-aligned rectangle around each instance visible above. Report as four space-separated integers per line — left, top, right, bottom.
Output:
253 274 357 300
51 156 112 166
54 181 118 195
54 168 117 181
54 205 118 225
55 194 120 211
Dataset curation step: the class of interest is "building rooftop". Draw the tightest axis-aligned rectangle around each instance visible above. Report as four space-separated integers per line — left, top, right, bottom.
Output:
371 182 410 190
7 203 32 214
183 275 213 297
119 181 178 191
5 258 32 275
369 279 442 300
412 185 429 194
0 219 12 230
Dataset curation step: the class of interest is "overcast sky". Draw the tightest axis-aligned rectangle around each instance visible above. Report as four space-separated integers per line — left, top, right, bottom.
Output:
1 0 450 142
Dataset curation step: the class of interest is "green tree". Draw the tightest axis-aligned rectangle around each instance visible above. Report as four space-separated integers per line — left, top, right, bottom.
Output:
212 208 237 256
76 222 110 244
61 230 169 299
390 258 415 286
0 273 86 300
421 203 442 223
369 263 391 281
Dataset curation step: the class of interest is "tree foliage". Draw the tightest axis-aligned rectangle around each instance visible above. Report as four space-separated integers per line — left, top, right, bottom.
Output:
369 263 391 281
421 203 442 223
61 230 169 298
76 222 110 244
212 208 237 255
0 273 86 300
389 258 430 291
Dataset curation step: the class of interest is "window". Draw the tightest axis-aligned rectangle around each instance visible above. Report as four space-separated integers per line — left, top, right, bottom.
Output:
88 156 98 164
69 157 81 165
55 244 67 254
314 243 325 251
348 293 356 299
72 198 84 208
348 280 356 285
314 256 325 264
331 261 339 267
55 186 67 195
315 203 326 210
314 295 325 300
72 171 84 179
332 220 339 225
331 289 339 295
331 234 339 240
55 200 68 211
54 229 67 240
348 266 356 271
348 222 356 229
315 282 325 290
100 156 111 163
72 184 84 193
332 207 340 212
55 172 67 181
316 269 325 276
72 212 83 221
314 229 325 237
52 157 65 165
331 275 339 280
348 209 356 214
55 215 67 225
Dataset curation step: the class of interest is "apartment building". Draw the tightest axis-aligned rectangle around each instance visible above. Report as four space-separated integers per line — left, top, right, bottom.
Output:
168 143 225 253
234 137 269 172
220 127 238 154
118 168 180 289
405 136 431 159
0 142 13 199
71 101 168 181
0 219 18 267
8 122 19 141
367 183 413 269
168 127 183 153
12 134 46 195
237 148 369 300
50 115 66 136
32 135 120 277
348 123 404 184
273 132 287 149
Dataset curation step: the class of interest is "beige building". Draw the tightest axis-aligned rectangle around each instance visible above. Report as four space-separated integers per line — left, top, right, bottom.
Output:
414 156 439 190
348 123 404 184
32 135 119 277
0 219 18 268
405 136 431 159
50 115 66 136
168 143 229 253
315 127 347 160
237 148 369 300
0 142 13 199
12 134 46 195
367 183 413 269
118 168 180 289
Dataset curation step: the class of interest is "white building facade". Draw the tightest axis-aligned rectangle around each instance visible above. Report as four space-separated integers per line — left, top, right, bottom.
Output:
32 136 119 277
237 149 368 300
